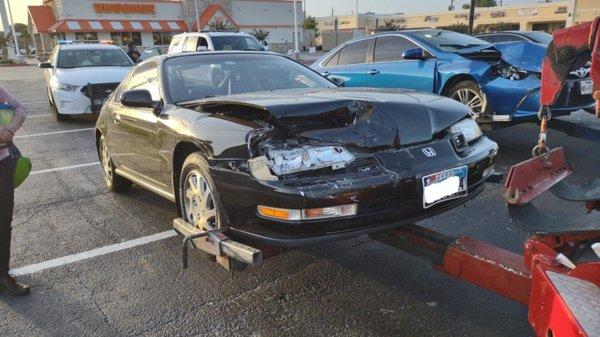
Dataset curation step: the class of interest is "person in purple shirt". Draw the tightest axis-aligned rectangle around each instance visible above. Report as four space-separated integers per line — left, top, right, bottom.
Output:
0 86 29 296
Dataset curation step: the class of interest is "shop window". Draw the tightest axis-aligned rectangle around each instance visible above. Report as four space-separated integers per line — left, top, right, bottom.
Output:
75 32 98 41
111 32 142 46
152 32 173 46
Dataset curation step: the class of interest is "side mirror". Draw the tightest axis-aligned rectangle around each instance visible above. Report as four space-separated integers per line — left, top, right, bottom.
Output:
121 89 155 109
39 62 53 69
402 47 427 60
329 76 345 87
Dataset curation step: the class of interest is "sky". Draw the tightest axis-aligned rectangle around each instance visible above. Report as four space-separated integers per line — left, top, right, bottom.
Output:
3 0 544 29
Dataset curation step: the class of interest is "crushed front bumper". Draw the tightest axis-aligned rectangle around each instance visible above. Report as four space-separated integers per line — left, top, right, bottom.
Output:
211 136 498 247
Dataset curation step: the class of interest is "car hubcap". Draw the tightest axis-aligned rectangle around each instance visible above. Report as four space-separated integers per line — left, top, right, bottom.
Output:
183 170 217 231
100 138 113 183
451 88 484 115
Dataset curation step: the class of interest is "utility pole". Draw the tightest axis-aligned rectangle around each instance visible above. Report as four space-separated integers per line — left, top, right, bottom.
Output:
194 0 200 32
2 0 23 63
293 0 299 56
468 0 475 35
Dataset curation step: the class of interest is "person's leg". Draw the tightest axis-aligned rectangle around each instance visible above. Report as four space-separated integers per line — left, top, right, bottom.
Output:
0 156 30 296
0 157 14 278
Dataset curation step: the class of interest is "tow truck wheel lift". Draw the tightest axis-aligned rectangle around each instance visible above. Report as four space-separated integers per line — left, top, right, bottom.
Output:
173 20 600 337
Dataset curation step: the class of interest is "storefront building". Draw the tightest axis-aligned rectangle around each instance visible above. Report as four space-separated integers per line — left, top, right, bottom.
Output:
317 0 598 51
28 0 306 58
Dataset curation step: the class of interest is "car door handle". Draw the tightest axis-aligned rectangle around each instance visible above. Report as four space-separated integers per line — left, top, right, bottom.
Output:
113 114 121 124
322 71 331 77
368 69 380 75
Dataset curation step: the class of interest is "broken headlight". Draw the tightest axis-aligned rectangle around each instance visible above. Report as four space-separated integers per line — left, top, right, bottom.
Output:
449 118 482 143
498 65 529 81
268 146 355 176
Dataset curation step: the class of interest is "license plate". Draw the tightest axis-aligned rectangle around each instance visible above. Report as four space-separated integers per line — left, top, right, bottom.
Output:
422 166 468 208
580 79 593 95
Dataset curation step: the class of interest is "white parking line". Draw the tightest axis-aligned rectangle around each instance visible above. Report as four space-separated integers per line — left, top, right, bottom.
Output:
22 100 48 104
26 114 53 118
15 127 94 139
30 162 100 175
10 230 178 276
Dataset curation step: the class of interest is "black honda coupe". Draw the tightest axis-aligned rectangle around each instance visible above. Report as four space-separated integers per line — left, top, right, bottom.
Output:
95 51 498 247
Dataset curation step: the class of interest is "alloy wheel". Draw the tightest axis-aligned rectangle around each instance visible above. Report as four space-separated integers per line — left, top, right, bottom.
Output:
450 88 484 116
183 170 217 231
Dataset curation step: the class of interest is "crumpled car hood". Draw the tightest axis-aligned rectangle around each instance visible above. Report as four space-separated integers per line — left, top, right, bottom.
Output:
193 88 469 148
457 42 546 72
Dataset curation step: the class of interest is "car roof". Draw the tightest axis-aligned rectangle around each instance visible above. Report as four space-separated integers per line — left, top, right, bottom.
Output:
174 31 251 37
139 50 285 66
59 43 122 50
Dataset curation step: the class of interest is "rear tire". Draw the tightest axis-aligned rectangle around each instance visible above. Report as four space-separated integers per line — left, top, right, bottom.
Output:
446 80 486 118
98 135 132 193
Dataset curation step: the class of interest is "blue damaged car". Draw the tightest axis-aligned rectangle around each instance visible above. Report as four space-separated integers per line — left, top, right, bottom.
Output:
311 29 595 125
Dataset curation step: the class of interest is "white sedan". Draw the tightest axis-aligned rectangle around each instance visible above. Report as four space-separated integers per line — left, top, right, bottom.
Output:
40 42 133 121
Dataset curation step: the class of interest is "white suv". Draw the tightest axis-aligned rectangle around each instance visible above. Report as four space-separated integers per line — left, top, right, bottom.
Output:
40 42 133 121
168 32 267 54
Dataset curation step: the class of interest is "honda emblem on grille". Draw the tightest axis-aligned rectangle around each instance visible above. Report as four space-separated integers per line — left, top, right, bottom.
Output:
422 147 436 157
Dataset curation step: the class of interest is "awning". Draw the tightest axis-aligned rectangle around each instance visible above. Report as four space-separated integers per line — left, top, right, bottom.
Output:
47 20 187 33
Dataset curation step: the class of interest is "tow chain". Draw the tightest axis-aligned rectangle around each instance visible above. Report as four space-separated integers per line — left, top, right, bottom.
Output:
532 106 552 158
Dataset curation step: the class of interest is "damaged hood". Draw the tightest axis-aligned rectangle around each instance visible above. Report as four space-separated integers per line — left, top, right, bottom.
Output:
191 88 469 148
457 41 546 72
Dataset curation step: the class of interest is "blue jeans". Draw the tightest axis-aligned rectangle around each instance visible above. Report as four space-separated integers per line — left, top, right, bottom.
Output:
0 156 15 277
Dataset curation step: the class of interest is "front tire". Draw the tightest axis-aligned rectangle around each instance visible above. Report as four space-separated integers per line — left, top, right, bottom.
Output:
98 135 132 193
447 80 486 118
179 152 223 232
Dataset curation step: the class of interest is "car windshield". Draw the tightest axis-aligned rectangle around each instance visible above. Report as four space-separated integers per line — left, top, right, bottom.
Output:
57 48 133 68
410 30 489 52
522 31 553 44
210 36 265 51
165 54 336 103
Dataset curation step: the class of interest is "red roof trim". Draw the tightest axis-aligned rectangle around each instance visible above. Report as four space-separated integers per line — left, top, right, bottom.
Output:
190 4 239 31
28 6 56 33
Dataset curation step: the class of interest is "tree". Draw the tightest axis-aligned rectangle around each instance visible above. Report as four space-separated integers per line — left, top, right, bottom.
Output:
250 29 269 42
445 23 469 34
207 18 235 32
475 0 497 7
0 33 9 60
462 4 471 9
475 22 519 34
13 23 32 55
378 19 403 32
303 16 319 37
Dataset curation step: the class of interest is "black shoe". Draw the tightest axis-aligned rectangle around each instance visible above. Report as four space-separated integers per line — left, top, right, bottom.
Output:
0 276 31 296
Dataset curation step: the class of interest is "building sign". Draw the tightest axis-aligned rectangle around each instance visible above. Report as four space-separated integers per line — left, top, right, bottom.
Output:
454 13 480 20
555 6 567 14
518 8 538 17
490 11 506 18
424 16 438 23
93 3 156 15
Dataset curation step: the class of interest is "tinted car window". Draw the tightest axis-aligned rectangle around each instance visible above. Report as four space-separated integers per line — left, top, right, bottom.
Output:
210 36 265 51
494 34 526 43
57 49 133 68
522 31 553 44
323 52 339 67
374 35 419 62
477 35 494 43
164 54 335 103
337 39 370 66
125 63 160 101
410 30 488 52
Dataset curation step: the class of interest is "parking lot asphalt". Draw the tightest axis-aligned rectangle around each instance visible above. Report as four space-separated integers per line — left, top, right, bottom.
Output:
1 65 599 337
